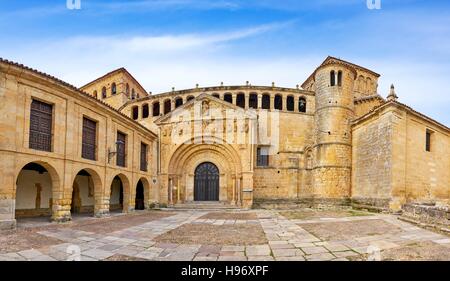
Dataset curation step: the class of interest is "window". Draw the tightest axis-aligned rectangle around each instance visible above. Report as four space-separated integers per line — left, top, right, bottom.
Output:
262 94 270 109
274 94 282 110
224 93 232 103
287 96 294 111
236 93 245 108
164 99 171 114
93 91 98 98
116 132 126 167
126 83 130 97
337 71 343 86
257 147 269 167
111 83 117 95
82 117 97 161
142 104 149 119
187 96 195 102
132 106 139 120
175 98 183 108
426 130 433 152
298 97 306 113
29 99 53 152
102 87 107 99
152 102 160 116
131 89 136 99
140 143 148 172
212 93 220 99
330 71 336 86
249 93 258 109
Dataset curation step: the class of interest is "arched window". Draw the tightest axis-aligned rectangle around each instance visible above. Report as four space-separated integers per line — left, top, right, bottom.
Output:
175 97 183 108
126 83 130 97
142 104 149 119
274 94 282 110
132 106 139 120
93 90 98 98
101 87 107 99
287 96 294 111
212 93 220 99
136 93 140 99
330 71 336 86
262 94 270 109
131 89 136 100
187 96 195 102
152 102 160 116
164 99 171 114
249 93 258 109
337 71 343 86
224 93 232 103
298 97 306 113
111 83 117 95
236 93 245 108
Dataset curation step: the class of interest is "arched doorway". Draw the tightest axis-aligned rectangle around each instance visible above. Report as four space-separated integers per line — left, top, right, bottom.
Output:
71 169 96 216
15 163 53 219
110 175 124 213
194 162 219 201
135 180 145 210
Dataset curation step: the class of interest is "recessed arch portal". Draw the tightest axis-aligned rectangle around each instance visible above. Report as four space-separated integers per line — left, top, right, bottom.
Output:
194 162 220 201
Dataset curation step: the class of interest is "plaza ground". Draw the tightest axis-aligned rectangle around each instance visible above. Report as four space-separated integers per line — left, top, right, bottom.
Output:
0 209 449 261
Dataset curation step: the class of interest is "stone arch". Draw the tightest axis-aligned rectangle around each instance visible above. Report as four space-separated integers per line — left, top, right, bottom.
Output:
70 168 103 217
109 173 131 213
135 177 151 210
14 161 61 220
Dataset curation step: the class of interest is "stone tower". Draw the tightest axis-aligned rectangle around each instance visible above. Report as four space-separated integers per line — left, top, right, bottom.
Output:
313 61 356 201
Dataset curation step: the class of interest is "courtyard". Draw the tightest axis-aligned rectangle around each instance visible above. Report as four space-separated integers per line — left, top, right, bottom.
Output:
0 209 449 261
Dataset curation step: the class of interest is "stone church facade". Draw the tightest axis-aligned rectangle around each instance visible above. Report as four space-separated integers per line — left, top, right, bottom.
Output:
0 56 449 229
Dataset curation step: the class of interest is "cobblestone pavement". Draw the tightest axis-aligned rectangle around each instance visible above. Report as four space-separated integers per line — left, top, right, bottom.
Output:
1 209 449 261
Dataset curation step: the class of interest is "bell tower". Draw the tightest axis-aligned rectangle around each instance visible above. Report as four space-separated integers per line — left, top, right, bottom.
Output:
312 60 356 200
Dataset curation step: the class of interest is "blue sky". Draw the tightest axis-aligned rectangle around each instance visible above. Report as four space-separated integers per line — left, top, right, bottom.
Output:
1 0 449 125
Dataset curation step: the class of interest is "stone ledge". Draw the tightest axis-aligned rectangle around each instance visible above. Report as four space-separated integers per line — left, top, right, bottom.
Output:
252 198 351 210
401 203 449 230
0 219 16 230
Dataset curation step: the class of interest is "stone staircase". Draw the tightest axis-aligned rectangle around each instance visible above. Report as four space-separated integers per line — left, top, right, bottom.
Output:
166 201 241 211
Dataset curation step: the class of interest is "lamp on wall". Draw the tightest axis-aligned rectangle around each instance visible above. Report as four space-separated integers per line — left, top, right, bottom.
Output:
108 140 125 164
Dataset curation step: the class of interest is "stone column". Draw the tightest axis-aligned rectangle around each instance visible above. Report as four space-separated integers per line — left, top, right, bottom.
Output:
0 154 16 230
231 175 236 205
245 94 249 110
270 95 275 111
282 95 287 112
257 94 262 109
232 94 237 106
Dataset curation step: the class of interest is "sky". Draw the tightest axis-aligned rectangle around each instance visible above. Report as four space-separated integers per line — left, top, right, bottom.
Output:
0 0 449 126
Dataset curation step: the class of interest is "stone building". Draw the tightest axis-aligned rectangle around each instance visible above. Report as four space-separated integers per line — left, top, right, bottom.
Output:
0 56 449 229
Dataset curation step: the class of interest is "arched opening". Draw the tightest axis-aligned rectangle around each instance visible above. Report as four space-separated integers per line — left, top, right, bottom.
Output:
132 106 139 120
101 87 107 99
236 93 245 108
135 180 145 210
249 93 258 109
111 83 117 95
71 169 96 217
187 96 195 102
164 99 171 114
175 97 183 108
126 83 130 97
330 71 336 86
212 93 220 99
142 104 149 119
131 89 136 100
287 96 294 111
262 94 270 109
93 90 98 98
152 102 160 116
194 162 219 201
274 94 282 110
298 97 307 113
15 163 53 220
224 93 232 104
110 175 125 213
337 71 343 86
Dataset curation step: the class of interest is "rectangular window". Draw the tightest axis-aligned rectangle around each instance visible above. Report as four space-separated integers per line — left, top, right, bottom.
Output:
29 99 53 152
116 132 127 167
82 117 97 161
426 130 433 152
140 142 148 172
257 147 269 167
